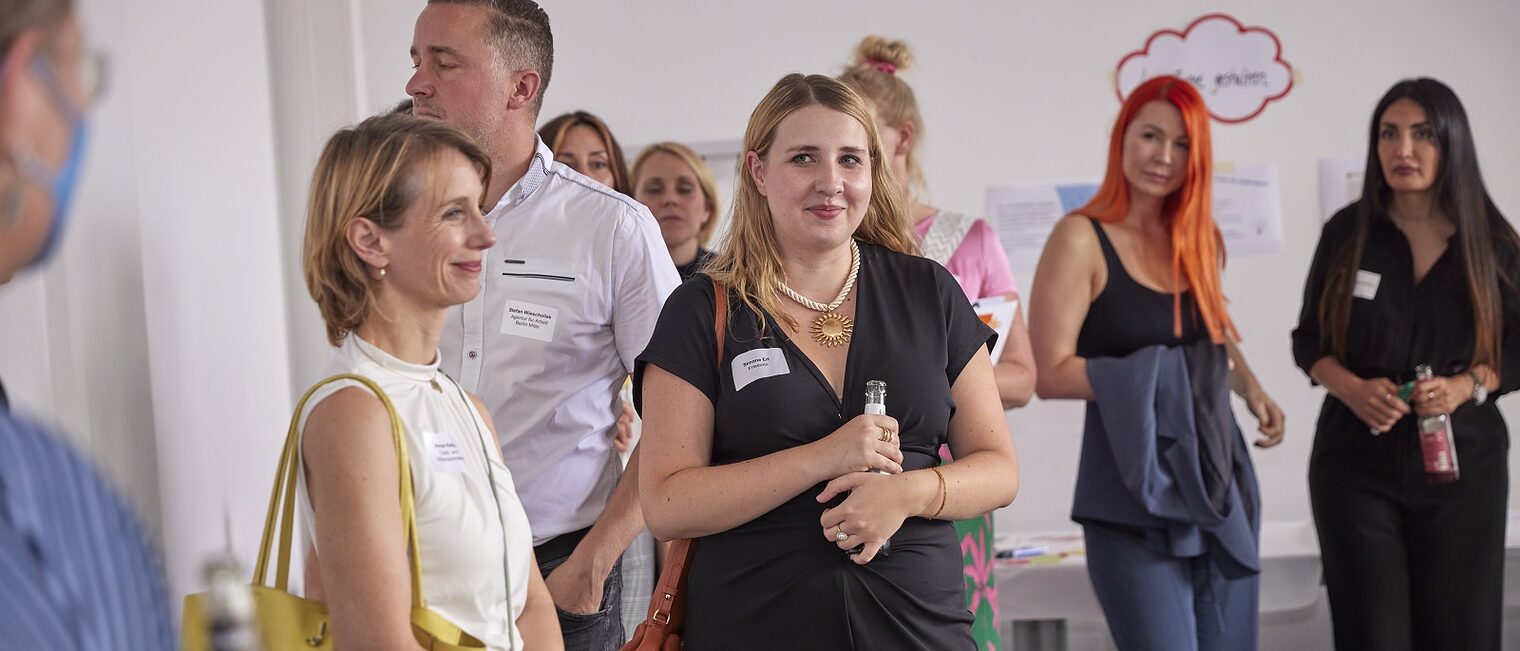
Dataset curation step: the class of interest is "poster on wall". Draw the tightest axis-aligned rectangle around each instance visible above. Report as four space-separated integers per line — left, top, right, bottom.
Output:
985 181 1099 271
986 163 1285 271
1115 13 1294 123
1317 157 1364 221
1213 164 1285 256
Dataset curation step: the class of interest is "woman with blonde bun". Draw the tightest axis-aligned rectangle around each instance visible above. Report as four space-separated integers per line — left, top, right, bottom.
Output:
841 35 1033 648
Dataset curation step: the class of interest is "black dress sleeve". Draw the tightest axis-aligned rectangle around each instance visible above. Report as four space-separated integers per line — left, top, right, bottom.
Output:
1292 205 1356 381
935 263 997 386
633 278 720 415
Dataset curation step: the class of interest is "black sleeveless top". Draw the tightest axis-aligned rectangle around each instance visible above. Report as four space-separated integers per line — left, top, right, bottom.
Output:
1076 218 1205 358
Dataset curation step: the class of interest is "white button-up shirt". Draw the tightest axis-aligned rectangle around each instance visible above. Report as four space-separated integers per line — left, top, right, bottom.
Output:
441 137 680 544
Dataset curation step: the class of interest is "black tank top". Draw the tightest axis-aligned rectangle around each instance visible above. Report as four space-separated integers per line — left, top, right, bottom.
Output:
1076 218 1205 358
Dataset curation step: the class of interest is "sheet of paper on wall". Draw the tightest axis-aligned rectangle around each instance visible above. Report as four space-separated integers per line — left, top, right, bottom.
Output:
987 165 1283 268
1212 163 1285 256
1317 157 1364 222
972 296 1019 362
985 180 1098 272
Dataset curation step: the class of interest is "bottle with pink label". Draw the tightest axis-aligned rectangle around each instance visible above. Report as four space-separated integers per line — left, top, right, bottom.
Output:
1415 364 1460 485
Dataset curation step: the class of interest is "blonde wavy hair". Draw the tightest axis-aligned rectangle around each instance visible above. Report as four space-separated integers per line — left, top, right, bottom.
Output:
838 35 925 196
631 141 722 246
706 73 917 334
303 113 492 346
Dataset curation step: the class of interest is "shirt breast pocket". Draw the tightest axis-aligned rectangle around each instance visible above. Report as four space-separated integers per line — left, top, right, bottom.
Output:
500 258 578 284
498 258 584 300
496 258 597 342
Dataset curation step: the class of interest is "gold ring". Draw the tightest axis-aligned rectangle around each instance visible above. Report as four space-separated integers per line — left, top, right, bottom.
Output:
879 429 894 443
834 529 848 542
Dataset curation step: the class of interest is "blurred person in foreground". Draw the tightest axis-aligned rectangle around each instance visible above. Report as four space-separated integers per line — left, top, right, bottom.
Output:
0 0 173 648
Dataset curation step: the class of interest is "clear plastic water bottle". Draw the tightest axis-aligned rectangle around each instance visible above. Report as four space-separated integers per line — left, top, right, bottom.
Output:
847 380 892 557
864 380 887 417
1415 364 1460 485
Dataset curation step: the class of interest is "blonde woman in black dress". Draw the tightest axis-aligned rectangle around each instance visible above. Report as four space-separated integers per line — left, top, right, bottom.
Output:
636 73 1019 650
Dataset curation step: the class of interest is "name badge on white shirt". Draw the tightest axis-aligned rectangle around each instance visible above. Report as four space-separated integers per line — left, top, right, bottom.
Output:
1354 270 1381 300
732 347 790 391
501 300 559 342
424 430 469 473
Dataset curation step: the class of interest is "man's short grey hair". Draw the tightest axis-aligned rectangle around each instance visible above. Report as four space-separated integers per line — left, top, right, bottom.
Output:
428 0 553 114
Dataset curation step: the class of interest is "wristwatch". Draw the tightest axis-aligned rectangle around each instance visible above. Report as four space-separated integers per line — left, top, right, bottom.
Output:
1469 370 1489 406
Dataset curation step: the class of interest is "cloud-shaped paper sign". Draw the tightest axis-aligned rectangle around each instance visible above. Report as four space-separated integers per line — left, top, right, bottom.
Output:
1115 13 1293 123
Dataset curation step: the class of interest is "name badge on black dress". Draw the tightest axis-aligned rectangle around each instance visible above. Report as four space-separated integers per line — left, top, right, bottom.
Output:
732 348 790 391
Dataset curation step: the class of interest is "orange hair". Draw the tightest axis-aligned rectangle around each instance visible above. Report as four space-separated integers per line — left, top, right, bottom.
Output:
1079 75 1237 343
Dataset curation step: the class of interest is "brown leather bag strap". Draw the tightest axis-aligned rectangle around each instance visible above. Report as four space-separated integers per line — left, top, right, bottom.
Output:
643 538 694 633
713 278 727 366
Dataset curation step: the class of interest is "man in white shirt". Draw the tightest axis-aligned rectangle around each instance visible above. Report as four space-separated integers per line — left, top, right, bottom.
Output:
406 1 679 648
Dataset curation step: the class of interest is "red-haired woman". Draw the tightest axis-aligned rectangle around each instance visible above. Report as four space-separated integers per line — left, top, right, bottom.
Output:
1029 76 1285 649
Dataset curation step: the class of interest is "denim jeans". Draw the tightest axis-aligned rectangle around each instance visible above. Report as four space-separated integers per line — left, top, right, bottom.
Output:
538 550 625 651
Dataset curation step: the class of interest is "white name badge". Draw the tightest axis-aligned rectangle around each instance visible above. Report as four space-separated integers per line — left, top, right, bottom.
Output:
1354 270 1381 300
424 430 469 473
732 347 790 391
501 300 558 342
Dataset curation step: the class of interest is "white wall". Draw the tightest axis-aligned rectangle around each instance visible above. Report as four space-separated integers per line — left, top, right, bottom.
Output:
348 0 1520 536
127 0 296 606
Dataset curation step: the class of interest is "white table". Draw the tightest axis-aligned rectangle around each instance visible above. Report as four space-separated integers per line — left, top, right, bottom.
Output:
994 520 1323 650
997 513 1520 650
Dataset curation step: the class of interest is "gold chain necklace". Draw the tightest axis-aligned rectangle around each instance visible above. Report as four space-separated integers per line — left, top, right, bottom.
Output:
777 240 860 347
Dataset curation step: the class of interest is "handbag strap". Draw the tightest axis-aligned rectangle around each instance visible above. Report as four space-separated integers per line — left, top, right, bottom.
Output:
713 278 727 366
919 210 976 266
252 373 430 612
644 538 694 631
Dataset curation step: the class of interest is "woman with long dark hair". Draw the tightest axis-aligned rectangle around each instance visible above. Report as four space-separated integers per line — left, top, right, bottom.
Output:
1293 78 1520 649
538 110 631 194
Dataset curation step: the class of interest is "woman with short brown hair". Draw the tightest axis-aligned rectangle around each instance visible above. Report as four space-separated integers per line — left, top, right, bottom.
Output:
300 113 561 650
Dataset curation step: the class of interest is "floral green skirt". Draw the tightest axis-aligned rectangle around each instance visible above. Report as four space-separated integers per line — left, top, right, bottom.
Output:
940 446 999 650
955 511 1000 650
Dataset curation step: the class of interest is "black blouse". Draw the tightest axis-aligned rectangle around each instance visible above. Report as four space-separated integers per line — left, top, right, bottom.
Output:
1292 203 1520 449
675 248 714 282
633 241 992 649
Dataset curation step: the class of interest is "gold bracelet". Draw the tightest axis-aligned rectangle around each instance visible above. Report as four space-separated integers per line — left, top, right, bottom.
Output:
929 467 949 519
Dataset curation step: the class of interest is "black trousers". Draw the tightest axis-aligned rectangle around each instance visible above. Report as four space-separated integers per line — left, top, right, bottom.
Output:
1309 412 1508 651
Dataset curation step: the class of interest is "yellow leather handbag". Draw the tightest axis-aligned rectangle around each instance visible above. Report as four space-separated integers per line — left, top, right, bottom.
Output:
183 373 491 650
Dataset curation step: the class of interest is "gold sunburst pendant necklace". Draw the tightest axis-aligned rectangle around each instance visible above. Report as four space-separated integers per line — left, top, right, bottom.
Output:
777 240 860 347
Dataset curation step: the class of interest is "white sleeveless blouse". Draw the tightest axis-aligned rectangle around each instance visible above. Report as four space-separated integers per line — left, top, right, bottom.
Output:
296 335 532 650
